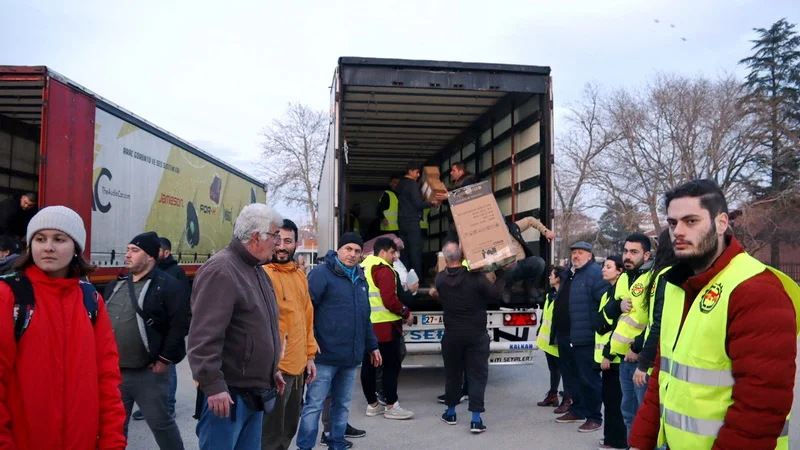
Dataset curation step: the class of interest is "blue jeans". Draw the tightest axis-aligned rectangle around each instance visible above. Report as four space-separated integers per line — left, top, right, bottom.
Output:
556 336 602 423
168 364 177 414
296 364 357 450
196 392 263 450
620 361 648 436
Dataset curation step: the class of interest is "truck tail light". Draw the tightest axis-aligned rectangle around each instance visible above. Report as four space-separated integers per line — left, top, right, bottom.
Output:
503 313 537 326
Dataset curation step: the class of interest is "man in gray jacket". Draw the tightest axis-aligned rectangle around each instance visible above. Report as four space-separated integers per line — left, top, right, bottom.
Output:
188 204 286 450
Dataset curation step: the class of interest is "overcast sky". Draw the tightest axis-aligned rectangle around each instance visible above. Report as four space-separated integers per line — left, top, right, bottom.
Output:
3 0 798 220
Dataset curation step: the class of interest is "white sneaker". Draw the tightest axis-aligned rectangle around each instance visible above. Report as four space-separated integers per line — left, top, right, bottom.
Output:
366 403 385 416
384 402 414 420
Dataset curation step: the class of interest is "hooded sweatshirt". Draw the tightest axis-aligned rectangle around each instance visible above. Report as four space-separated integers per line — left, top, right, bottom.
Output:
0 265 127 449
263 260 318 376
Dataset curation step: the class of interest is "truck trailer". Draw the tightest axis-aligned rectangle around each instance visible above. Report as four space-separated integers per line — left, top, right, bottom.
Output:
318 57 554 367
0 66 266 285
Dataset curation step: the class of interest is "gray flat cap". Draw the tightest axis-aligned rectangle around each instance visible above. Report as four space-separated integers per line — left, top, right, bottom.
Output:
570 241 593 252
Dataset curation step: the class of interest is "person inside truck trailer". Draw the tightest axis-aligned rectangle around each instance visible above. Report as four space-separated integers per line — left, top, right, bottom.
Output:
370 175 401 240
0 206 127 449
0 192 38 244
397 162 439 280
434 162 479 244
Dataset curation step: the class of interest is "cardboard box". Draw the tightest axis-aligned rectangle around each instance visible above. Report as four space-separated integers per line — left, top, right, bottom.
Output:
448 181 516 272
420 166 447 202
436 252 446 273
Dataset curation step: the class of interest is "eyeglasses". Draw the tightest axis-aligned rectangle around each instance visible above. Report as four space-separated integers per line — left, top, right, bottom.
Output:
262 231 281 241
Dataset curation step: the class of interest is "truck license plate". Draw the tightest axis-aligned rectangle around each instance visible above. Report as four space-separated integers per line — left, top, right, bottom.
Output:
421 315 443 325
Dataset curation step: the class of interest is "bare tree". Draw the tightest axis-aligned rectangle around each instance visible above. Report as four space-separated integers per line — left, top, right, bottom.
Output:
591 73 759 232
259 103 327 232
553 83 619 260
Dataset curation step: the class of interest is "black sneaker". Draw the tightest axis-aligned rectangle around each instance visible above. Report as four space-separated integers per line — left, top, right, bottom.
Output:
344 423 366 438
320 432 354 448
441 411 457 425
470 420 487 434
132 410 144 421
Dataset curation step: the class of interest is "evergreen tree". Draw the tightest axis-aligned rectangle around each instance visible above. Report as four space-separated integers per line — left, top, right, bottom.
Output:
739 18 800 265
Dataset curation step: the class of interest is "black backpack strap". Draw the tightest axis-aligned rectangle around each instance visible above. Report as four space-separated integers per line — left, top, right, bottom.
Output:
0 274 35 342
78 280 99 325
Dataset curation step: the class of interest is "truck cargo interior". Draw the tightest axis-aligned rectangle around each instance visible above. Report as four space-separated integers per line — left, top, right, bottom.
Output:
0 76 42 202
327 58 553 307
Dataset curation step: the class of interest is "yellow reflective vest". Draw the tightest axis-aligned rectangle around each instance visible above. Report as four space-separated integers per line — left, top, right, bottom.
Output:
657 253 800 449
360 255 403 324
420 207 430 230
537 293 559 357
595 285 622 364
610 268 653 356
380 191 399 232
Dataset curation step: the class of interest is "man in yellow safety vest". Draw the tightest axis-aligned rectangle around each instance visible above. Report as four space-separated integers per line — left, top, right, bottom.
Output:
609 233 653 437
628 179 800 450
359 237 415 420
377 176 401 233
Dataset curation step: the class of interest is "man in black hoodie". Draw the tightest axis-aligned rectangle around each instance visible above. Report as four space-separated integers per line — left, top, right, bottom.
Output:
435 241 505 434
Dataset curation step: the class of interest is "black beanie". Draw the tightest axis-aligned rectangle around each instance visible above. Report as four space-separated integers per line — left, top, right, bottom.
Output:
130 232 161 259
338 232 364 250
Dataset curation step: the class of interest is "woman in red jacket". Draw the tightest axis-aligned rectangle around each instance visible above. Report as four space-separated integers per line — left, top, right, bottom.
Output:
0 206 126 449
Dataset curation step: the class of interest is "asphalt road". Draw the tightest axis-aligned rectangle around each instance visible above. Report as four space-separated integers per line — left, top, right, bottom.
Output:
128 344 800 449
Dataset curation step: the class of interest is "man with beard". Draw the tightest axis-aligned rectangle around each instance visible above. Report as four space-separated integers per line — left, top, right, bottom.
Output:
103 232 188 449
0 192 38 242
261 219 318 450
608 233 653 438
629 180 800 450
132 237 191 421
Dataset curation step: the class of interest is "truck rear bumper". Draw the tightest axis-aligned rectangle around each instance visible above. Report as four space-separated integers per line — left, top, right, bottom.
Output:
402 341 538 368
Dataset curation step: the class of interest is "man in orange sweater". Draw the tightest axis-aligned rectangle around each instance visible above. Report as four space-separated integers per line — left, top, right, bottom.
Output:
262 219 318 450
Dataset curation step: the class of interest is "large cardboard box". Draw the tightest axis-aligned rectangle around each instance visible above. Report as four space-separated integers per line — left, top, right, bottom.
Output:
448 181 516 272
420 166 447 202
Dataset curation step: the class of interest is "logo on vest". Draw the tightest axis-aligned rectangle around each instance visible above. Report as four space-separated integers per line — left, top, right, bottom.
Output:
699 282 723 313
631 283 645 297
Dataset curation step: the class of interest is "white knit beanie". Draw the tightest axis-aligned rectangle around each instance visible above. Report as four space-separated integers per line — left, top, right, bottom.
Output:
26 206 87 251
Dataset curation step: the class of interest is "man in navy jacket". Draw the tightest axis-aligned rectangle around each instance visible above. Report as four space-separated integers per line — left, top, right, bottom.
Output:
552 241 609 433
295 233 382 450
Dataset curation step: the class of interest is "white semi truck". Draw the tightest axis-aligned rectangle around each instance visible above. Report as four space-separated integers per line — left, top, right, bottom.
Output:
317 57 554 367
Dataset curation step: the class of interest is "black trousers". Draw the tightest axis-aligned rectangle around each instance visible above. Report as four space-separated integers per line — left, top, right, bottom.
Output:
361 331 403 405
545 352 561 394
399 222 423 277
601 365 627 449
442 332 489 412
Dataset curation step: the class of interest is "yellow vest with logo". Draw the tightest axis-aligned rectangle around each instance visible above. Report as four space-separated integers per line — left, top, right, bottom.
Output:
610 269 652 356
360 255 403 324
595 287 623 364
537 293 559 357
657 253 800 449
639 266 674 375
380 191 399 231
420 207 430 230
